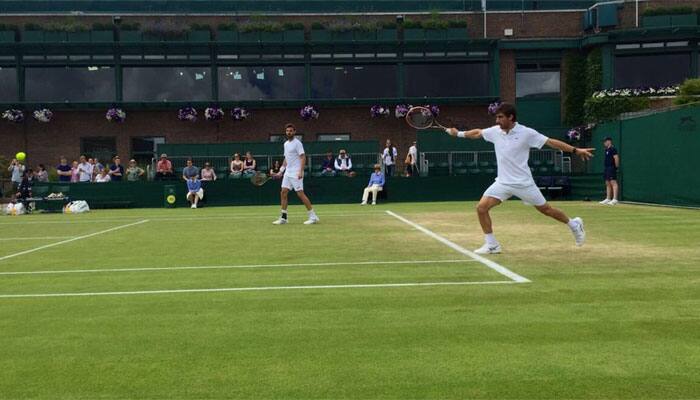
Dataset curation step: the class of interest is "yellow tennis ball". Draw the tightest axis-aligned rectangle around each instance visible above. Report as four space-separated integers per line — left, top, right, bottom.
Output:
166 195 176 204
15 152 26 161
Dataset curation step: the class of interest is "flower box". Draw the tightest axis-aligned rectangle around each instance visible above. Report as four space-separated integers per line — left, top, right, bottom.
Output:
67 31 91 42
425 28 446 40
447 27 467 40
238 31 259 43
260 31 284 42
377 28 397 41
216 30 238 42
44 31 67 42
403 28 425 41
22 30 44 42
310 28 331 42
283 29 305 43
119 30 142 42
642 15 671 27
187 30 211 42
91 30 114 42
670 14 697 26
0 31 16 42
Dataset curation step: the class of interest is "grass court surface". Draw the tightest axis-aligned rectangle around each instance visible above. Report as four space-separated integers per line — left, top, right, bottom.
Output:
0 201 698 398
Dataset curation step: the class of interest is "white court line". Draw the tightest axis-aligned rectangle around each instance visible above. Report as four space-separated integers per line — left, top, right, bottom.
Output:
0 259 477 276
0 280 516 299
385 210 531 283
0 212 383 225
0 220 149 263
0 236 74 241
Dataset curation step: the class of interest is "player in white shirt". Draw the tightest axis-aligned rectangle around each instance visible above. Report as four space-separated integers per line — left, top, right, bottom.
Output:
445 103 595 254
272 123 319 225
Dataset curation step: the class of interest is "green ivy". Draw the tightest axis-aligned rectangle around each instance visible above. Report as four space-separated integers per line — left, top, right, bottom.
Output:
282 22 305 30
586 48 602 97
0 24 19 31
584 97 650 123
91 23 113 31
217 23 238 31
674 78 700 106
189 23 211 31
563 52 587 126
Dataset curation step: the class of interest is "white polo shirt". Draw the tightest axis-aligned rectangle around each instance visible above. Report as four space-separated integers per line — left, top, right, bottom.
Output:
283 137 305 177
481 123 549 187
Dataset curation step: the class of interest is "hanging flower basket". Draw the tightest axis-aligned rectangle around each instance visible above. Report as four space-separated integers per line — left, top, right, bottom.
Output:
177 106 198 122
425 105 440 116
300 105 319 121
370 105 390 118
33 108 53 123
2 109 25 123
566 127 581 142
487 101 501 115
106 107 126 123
394 104 411 118
205 106 224 121
231 107 249 121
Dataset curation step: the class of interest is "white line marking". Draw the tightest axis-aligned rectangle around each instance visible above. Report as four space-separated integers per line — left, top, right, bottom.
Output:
385 210 531 283
0 236 74 241
0 259 477 276
0 280 516 299
0 212 383 225
0 220 149 262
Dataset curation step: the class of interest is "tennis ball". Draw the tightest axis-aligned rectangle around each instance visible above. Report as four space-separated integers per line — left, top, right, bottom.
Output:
166 195 176 204
15 152 26 162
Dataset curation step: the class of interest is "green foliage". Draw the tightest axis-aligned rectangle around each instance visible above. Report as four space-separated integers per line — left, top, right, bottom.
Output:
379 21 397 29
23 23 43 31
311 22 325 30
142 20 189 39
238 18 283 33
119 22 141 31
189 23 211 31
642 6 694 16
584 96 650 123
563 52 587 126
0 24 19 31
585 48 602 97
324 20 379 32
91 22 113 31
674 78 700 106
402 19 422 29
44 20 89 32
217 22 238 31
447 20 468 28
282 22 304 30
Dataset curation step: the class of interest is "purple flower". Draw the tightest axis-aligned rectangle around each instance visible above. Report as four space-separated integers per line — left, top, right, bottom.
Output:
105 108 126 123
425 105 440 116
488 101 501 115
394 104 411 118
370 105 390 118
178 107 197 122
300 105 319 121
2 109 25 123
566 127 581 142
231 107 249 121
205 107 224 121
33 108 53 123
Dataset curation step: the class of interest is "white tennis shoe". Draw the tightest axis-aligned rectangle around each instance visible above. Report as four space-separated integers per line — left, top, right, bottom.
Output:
608 199 618 205
303 216 319 225
272 218 288 225
599 199 611 205
570 217 585 246
474 243 502 254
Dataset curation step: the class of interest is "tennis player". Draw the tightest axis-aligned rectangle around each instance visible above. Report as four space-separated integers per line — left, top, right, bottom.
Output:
272 123 320 225
446 103 594 254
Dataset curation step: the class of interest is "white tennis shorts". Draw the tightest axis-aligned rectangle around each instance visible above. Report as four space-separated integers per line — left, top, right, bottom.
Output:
281 174 304 191
188 188 204 200
483 181 546 206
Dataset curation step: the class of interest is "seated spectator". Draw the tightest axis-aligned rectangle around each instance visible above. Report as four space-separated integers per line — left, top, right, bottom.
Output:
320 151 336 176
182 158 199 181
230 153 244 178
70 160 80 182
56 157 72 182
200 162 217 181
269 160 282 176
78 155 93 183
335 149 354 176
35 164 49 182
108 156 124 181
156 153 174 180
186 175 204 209
95 169 111 183
242 151 256 177
361 164 385 205
15 170 34 211
126 159 145 181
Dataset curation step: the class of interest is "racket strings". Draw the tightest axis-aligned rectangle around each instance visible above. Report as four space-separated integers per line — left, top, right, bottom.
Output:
406 107 436 129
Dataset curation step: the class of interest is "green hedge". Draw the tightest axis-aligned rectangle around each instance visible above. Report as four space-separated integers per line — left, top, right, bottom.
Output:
563 52 587 126
674 78 700 106
584 97 650 123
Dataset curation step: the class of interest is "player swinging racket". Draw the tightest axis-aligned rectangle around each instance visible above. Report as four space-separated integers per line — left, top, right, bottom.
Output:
272 123 320 225
445 103 595 254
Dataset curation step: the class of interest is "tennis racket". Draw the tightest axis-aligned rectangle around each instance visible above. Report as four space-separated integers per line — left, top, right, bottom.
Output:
250 172 272 186
405 106 448 130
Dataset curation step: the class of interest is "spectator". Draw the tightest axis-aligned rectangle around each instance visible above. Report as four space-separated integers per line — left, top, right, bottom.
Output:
77 155 93 183
186 175 204 209
15 170 34 211
230 153 244 178
269 160 282 176
8 158 25 191
200 162 217 182
56 157 72 182
95 169 111 183
70 161 80 182
35 164 49 182
108 156 124 181
406 141 419 177
361 164 385 205
242 151 256 177
90 158 103 180
126 159 145 181
334 149 353 175
382 139 398 177
320 151 336 176
182 158 199 181
156 153 174 180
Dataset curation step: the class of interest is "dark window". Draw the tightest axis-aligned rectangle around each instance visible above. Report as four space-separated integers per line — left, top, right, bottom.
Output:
311 64 398 99
0 67 18 102
131 137 165 165
81 137 117 164
404 63 489 97
614 53 692 88
516 71 561 98
25 66 115 102
123 67 212 101
318 134 350 141
219 66 305 100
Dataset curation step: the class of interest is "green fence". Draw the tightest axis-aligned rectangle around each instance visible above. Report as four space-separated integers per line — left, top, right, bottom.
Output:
590 104 700 207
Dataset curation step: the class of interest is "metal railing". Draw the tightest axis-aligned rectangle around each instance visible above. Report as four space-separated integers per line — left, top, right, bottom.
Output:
419 149 567 176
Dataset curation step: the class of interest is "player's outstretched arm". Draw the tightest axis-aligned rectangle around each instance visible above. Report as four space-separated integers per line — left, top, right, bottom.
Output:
545 138 595 160
445 127 482 140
